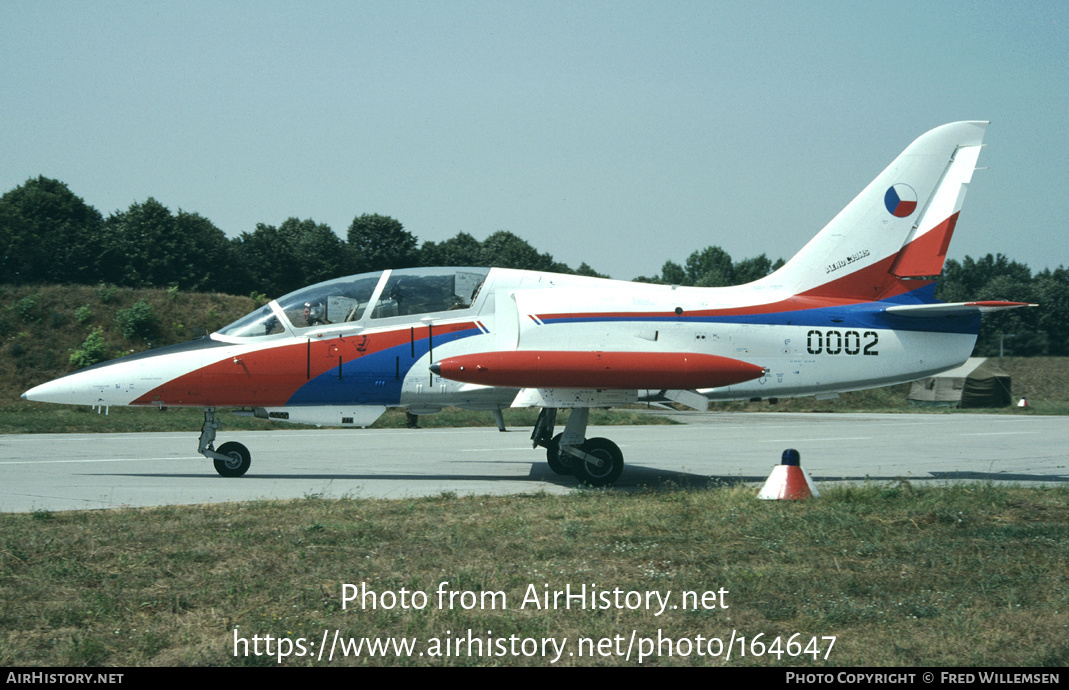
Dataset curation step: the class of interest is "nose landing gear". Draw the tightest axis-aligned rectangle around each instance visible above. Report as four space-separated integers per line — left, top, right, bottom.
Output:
199 407 251 477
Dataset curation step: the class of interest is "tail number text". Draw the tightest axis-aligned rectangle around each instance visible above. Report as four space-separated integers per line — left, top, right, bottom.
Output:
806 330 878 356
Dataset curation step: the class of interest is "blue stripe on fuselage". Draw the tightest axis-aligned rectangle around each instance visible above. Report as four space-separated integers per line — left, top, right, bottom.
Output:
286 325 483 406
538 285 980 335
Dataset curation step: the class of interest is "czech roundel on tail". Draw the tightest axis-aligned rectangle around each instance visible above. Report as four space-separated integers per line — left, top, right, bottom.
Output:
23 121 1035 485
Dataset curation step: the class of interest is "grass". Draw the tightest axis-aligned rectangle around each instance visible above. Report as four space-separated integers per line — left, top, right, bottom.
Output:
0 283 259 405
1 483 1066 666
0 404 676 435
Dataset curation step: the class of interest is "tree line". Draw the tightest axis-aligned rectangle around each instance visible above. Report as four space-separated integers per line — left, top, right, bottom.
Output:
0 176 605 298
2 176 1065 356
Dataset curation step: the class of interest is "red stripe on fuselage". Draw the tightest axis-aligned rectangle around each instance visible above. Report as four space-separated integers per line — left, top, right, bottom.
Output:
131 321 479 407
534 226 951 323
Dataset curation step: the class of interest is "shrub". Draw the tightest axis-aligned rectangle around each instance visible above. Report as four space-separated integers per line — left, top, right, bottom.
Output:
96 283 116 303
69 327 110 368
15 294 40 322
114 300 157 340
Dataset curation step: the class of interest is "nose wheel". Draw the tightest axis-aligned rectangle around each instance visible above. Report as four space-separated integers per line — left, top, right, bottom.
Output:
199 408 252 477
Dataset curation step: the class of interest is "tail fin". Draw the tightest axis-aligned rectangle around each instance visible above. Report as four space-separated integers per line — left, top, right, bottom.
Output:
762 121 988 302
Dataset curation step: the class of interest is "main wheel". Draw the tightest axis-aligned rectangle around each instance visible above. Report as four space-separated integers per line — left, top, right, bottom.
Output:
573 437 623 487
213 441 251 477
545 433 577 475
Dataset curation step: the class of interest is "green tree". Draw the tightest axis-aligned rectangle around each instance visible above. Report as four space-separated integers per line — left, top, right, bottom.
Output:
732 253 775 284
279 217 350 285
972 274 1043 356
937 254 1047 356
685 246 734 287
636 250 782 286
1033 268 1069 356
660 260 687 285
634 259 685 284
230 223 305 297
479 230 558 271
347 214 418 272
574 262 608 278
0 176 105 284
100 198 175 286
419 231 484 267
101 199 234 291
937 254 1032 303
174 210 241 293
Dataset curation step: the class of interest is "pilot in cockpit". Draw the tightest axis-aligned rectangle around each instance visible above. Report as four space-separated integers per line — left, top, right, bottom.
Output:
302 302 325 327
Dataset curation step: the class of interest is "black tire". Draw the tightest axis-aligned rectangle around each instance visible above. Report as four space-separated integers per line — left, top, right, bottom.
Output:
545 433 576 475
573 437 623 487
213 441 251 477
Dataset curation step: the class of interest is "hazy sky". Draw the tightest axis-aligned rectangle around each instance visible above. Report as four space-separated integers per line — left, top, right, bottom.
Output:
3 1 1066 280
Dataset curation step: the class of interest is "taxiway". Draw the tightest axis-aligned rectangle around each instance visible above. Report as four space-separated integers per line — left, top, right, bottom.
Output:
1 413 1065 513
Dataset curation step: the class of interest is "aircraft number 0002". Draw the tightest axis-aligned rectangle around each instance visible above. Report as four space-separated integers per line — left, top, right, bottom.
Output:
806 330 878 356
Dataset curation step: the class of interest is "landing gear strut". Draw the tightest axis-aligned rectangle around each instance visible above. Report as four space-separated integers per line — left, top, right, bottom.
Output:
531 407 624 486
199 407 251 477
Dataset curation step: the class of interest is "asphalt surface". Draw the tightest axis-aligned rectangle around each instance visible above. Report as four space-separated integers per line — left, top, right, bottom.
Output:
1 412 1065 512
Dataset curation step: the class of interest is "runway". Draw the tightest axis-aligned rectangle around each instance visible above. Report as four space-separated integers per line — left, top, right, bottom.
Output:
1 412 1066 513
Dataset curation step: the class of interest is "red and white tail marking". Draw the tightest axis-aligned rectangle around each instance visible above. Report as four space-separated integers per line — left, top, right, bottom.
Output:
755 121 988 302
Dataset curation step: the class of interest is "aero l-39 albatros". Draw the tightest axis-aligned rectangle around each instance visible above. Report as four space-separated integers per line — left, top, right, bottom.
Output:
24 122 1031 485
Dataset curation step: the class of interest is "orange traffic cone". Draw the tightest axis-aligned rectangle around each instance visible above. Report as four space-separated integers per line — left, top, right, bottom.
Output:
758 449 820 500
1017 396 1029 407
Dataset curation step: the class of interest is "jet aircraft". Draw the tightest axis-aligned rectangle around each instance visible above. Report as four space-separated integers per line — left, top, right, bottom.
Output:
23 121 1032 485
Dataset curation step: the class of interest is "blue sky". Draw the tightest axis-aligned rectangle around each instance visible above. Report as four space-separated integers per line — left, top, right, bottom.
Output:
3 1 1066 280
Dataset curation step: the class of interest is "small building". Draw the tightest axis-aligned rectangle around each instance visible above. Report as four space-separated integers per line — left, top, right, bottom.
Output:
908 357 1013 408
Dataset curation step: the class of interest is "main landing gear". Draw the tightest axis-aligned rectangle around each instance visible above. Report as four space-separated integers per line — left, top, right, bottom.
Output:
199 407 251 477
532 407 624 487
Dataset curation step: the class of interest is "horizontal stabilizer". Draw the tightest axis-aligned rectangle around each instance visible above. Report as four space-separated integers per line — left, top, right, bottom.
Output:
432 351 765 390
661 389 709 411
637 389 709 411
884 301 1036 318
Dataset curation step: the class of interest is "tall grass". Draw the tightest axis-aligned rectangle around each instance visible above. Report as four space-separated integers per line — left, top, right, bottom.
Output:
1 483 1065 666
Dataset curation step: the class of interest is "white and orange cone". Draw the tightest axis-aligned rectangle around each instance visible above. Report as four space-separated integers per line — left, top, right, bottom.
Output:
1017 396 1029 408
758 449 820 500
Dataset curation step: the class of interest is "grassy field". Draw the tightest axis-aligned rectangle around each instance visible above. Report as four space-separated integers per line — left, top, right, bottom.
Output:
0 283 258 406
1 483 1065 667
0 404 675 435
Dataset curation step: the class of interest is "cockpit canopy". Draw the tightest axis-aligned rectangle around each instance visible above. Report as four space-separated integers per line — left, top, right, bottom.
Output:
217 267 490 339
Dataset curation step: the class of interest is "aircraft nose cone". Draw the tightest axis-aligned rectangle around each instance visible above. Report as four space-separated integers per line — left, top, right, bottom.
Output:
22 378 76 405
429 362 442 375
